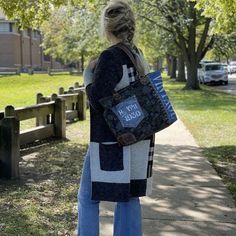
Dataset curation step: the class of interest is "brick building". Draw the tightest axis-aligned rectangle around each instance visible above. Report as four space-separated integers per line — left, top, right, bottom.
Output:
0 10 62 71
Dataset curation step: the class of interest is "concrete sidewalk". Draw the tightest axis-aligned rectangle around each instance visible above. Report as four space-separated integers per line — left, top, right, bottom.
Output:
99 119 236 235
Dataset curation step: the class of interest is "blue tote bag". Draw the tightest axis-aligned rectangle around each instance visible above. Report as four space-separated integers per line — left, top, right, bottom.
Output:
99 44 177 146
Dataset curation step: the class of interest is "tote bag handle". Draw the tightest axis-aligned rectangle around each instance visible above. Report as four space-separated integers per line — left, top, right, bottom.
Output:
116 43 145 77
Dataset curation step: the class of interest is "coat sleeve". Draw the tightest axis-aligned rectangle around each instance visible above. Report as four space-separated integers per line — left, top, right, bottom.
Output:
86 49 123 111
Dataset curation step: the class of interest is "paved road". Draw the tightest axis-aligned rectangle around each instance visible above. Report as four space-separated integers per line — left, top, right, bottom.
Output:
213 74 236 96
99 119 236 236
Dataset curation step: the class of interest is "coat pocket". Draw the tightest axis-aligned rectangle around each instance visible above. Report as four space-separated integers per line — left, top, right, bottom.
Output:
99 142 124 171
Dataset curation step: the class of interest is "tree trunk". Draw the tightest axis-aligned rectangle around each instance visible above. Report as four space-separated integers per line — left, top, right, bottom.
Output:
166 54 172 76
155 58 162 71
76 61 80 70
177 1 200 90
226 57 229 64
81 52 84 72
185 61 200 90
170 56 177 79
177 55 186 82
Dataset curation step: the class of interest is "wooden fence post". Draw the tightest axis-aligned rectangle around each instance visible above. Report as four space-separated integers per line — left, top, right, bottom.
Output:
36 93 48 126
68 87 74 94
47 67 51 76
51 93 58 101
16 67 21 75
69 68 73 75
36 93 43 104
59 87 64 95
28 68 34 75
74 82 79 88
78 91 86 120
51 94 58 124
54 98 66 139
5 105 15 117
0 108 20 179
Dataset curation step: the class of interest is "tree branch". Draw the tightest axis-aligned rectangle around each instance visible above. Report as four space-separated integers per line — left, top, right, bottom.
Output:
142 0 158 9
138 13 181 49
176 28 189 64
199 36 215 61
155 2 189 45
138 14 173 34
196 18 212 60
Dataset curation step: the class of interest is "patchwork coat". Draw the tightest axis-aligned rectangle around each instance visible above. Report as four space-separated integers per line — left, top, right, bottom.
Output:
85 44 155 202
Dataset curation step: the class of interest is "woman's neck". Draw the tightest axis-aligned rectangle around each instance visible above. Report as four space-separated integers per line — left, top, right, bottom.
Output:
109 35 122 46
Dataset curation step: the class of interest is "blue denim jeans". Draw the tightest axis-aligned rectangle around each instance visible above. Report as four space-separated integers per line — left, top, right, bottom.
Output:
77 149 143 236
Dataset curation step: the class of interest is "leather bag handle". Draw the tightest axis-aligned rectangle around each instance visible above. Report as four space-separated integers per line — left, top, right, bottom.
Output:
116 43 145 77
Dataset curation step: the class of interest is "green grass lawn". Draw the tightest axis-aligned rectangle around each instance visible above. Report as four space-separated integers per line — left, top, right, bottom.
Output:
0 73 83 111
164 79 236 147
0 74 86 235
163 77 236 200
0 119 89 235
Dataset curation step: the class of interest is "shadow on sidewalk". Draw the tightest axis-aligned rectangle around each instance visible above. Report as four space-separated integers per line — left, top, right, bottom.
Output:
139 143 236 235
100 142 236 235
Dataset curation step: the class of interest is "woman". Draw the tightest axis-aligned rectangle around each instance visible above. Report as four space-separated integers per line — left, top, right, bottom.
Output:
78 1 155 235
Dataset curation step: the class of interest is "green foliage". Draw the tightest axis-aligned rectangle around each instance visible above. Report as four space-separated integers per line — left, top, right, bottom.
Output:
208 34 236 61
133 0 215 89
0 0 64 28
40 2 107 65
135 6 178 64
195 0 236 34
0 0 89 28
134 1 177 60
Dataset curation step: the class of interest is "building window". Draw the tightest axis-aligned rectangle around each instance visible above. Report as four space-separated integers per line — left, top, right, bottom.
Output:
11 24 19 33
0 11 5 20
33 30 38 39
9 23 13 32
24 28 31 37
27 29 31 37
0 22 10 32
43 53 51 62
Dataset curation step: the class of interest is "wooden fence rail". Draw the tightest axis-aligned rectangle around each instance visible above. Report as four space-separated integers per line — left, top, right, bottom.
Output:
0 86 87 179
47 68 81 76
0 67 21 75
37 82 86 122
0 98 66 179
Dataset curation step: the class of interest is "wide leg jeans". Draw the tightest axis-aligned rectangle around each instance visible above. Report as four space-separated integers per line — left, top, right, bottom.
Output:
77 149 142 236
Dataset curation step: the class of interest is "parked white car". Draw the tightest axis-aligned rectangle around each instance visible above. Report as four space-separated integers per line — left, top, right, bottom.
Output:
222 63 229 73
228 61 236 74
198 63 228 85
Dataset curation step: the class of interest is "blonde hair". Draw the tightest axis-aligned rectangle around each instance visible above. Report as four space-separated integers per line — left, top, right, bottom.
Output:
101 0 135 44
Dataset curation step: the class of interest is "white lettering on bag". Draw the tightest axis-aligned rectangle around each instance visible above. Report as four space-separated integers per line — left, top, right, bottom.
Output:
124 111 142 122
112 96 144 128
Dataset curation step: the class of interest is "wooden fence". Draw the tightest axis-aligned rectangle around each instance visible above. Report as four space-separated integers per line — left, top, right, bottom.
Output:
47 68 80 76
0 83 86 179
37 82 86 121
0 67 21 75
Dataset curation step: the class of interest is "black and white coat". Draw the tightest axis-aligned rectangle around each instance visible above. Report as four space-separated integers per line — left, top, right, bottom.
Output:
84 44 155 202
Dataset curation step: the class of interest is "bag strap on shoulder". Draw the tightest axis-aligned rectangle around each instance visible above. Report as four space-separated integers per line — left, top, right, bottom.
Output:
116 43 145 77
